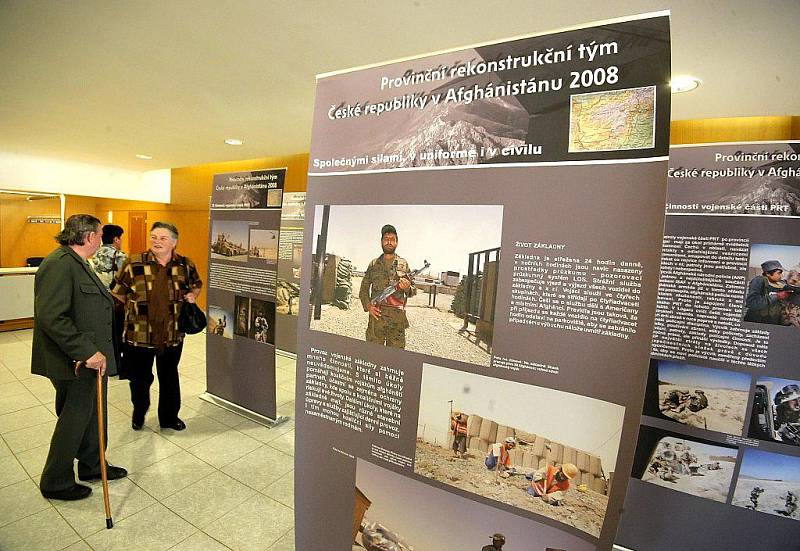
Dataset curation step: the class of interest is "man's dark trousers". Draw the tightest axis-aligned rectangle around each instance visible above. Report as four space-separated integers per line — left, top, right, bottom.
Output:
40 375 108 492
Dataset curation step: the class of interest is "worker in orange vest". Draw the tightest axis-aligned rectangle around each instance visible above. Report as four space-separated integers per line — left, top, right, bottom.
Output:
450 410 469 458
485 437 517 479
528 462 578 505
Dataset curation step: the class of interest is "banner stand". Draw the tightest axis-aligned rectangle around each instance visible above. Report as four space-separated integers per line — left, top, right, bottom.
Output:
199 392 290 428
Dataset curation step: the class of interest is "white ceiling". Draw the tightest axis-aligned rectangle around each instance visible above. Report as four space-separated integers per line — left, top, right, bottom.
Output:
1 0 798 171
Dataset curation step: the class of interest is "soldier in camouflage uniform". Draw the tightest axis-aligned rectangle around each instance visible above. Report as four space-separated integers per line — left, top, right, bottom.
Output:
358 224 415 348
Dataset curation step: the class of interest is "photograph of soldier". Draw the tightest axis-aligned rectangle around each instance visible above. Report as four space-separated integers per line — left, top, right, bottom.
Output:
353 458 593 551
248 228 279 262
247 298 276 345
743 244 800 327
234 295 250 337
732 448 800 521
210 220 252 262
359 224 415 349
309 204 503 366
207 305 233 339
414 363 624 538
632 428 737 504
749 376 800 447
641 360 750 434
481 534 506 551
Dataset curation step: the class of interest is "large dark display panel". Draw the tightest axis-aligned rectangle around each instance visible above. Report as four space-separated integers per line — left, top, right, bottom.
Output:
297 12 671 550
616 141 800 550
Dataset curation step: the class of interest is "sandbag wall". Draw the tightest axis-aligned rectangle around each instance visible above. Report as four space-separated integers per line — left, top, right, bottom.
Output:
465 413 609 495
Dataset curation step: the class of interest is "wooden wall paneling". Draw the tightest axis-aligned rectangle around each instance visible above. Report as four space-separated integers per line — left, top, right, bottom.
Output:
1 196 62 267
670 116 800 145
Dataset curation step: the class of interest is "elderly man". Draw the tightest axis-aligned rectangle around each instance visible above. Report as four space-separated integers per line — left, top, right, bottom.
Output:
32 214 127 500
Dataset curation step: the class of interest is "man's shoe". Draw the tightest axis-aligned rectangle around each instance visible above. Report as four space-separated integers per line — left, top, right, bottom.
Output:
42 484 92 501
79 465 128 482
131 419 143 430
159 418 186 431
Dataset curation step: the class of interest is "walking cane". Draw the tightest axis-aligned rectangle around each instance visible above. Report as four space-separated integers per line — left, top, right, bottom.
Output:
95 370 113 529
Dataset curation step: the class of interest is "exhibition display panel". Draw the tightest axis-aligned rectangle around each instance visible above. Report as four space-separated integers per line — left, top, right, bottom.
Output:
296 12 671 550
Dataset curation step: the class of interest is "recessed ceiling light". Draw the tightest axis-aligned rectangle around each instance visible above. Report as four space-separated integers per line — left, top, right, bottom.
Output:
224 138 244 146
135 154 153 160
670 75 701 93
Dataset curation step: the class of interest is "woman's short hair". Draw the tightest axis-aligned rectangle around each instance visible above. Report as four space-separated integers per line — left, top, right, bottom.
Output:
150 221 179 240
55 214 102 246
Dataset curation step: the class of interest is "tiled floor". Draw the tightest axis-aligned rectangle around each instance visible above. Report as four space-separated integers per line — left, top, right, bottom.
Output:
0 329 296 551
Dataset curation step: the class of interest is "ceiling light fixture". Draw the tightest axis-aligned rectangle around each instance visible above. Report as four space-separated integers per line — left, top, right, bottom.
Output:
224 138 244 146
135 154 153 160
670 75 701 93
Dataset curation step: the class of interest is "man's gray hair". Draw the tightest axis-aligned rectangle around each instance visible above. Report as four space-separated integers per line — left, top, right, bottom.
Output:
151 221 179 240
55 214 102 246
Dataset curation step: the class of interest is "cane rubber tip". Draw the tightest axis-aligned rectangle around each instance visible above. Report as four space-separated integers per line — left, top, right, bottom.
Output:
106 519 113 529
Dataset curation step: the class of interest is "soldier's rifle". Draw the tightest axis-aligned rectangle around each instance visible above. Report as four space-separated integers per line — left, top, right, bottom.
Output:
371 260 431 305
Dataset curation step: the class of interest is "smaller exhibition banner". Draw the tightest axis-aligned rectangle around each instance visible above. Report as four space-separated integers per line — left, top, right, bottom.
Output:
297 12 670 551
205 169 285 420
617 142 800 550
275 191 306 353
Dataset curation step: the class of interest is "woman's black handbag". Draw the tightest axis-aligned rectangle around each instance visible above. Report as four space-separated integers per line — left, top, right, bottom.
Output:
179 301 207 334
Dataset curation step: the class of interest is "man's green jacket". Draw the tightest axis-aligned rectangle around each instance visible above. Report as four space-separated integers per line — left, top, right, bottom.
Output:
31 246 117 380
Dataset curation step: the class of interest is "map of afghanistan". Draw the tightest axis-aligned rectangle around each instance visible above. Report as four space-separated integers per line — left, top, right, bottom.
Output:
568 86 656 152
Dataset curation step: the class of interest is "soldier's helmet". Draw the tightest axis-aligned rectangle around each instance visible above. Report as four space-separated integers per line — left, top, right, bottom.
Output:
779 384 800 403
761 260 784 273
491 533 506 543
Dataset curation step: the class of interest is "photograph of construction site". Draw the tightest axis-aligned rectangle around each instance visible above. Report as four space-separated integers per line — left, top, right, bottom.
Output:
308 204 503 367
731 449 799 521
748 376 800 447
643 360 751 434
413 363 624 538
633 428 737 503
207 305 233 339
248 228 279 262
353 458 594 551
210 219 252 262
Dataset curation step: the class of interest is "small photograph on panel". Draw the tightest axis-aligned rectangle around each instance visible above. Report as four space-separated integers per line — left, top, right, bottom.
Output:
207 305 233 339
248 228 279 262
632 427 737 503
748 376 800 447
567 86 656 152
210 220 252 262
233 295 250 337
280 192 305 220
247 298 275 345
731 448 799 521
642 360 750 434
413 363 625 538
354 458 595 551
309 204 503 367
267 188 283 207
743 243 800 327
